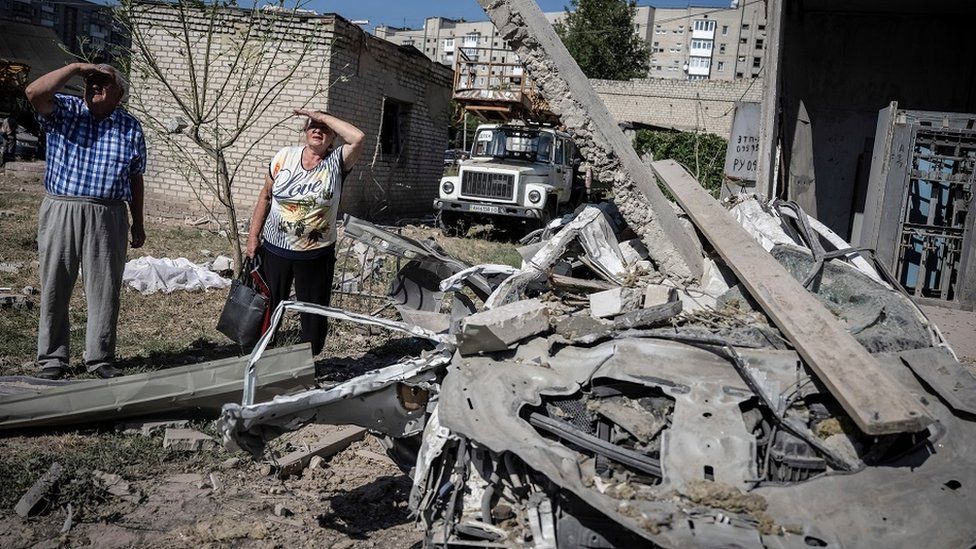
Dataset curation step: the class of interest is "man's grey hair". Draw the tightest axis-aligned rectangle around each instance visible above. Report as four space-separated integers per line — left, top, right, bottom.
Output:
96 63 129 103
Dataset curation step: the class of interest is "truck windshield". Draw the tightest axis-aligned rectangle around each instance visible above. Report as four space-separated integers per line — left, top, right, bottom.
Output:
471 128 552 163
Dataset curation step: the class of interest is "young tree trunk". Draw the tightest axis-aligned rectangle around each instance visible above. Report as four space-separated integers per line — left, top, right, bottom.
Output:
216 153 243 276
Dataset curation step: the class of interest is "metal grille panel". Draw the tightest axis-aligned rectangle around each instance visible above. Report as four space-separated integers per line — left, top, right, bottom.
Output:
460 170 515 201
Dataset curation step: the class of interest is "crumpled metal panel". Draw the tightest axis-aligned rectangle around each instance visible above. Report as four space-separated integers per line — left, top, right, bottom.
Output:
0 344 315 430
437 336 976 547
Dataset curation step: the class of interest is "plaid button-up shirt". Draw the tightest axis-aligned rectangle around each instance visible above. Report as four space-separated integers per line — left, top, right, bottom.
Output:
37 94 146 201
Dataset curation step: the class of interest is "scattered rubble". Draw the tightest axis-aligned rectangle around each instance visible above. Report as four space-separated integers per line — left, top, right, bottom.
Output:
14 462 62 518
458 297 549 354
163 428 216 452
275 426 366 479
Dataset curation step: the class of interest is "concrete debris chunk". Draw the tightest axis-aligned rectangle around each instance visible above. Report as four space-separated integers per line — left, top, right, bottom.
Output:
459 298 549 355
209 255 233 272
643 284 678 308
116 419 189 436
163 428 216 451
93 470 140 503
0 293 30 309
0 261 24 274
273 503 292 517
15 462 63 518
619 239 650 265
277 426 367 478
589 287 642 319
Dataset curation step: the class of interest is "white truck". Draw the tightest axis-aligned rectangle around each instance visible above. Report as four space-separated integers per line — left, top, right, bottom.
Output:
434 124 583 236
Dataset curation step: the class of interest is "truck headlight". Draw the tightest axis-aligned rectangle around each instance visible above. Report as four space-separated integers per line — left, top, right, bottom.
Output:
528 190 542 204
442 181 455 194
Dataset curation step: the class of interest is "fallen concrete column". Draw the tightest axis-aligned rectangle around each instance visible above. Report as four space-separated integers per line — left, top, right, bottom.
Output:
476 0 703 280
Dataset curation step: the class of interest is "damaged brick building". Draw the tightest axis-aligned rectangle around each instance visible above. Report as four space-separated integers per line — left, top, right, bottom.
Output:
129 6 453 223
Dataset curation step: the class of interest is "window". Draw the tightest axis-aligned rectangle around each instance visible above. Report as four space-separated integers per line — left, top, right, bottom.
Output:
677 25 685 33
740 38 747 44
653 41 659 46
463 33 479 47
380 98 410 156
718 61 725 71
655 66 662 71
755 38 764 49
738 55 746 62
753 56 761 68
742 23 750 30
719 43 726 53
689 57 711 69
554 139 565 166
693 20 715 32
442 38 455 51
722 25 729 35
758 24 766 31
736 72 744 77
691 39 713 50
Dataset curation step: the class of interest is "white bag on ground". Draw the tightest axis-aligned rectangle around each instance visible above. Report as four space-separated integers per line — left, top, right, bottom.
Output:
123 256 231 294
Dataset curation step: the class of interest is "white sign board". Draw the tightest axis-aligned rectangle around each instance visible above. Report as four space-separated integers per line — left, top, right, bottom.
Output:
724 102 761 182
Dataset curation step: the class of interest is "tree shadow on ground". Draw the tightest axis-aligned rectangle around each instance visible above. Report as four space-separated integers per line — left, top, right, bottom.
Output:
315 475 413 539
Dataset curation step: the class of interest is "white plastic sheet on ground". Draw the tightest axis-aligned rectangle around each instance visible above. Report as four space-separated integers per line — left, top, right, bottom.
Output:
123 256 231 294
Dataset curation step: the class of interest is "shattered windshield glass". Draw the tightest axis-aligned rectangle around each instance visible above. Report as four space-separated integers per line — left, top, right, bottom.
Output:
471 127 552 163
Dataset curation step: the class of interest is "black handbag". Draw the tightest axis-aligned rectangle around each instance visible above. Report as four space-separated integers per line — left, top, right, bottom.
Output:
216 257 269 348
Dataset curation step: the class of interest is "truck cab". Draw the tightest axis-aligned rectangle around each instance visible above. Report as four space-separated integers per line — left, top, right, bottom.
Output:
434 124 580 236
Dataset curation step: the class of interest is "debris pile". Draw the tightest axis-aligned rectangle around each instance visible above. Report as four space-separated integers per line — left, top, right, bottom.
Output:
218 185 976 547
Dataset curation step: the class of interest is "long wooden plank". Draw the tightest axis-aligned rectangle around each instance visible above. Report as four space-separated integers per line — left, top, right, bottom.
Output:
650 159 932 435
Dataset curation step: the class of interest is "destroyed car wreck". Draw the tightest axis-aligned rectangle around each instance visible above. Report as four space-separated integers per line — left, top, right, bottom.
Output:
219 191 976 547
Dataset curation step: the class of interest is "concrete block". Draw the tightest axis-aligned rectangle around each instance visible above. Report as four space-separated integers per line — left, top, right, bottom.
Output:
619 238 649 264
162 428 216 451
15 462 63 517
589 287 642 319
459 298 550 355
643 284 677 308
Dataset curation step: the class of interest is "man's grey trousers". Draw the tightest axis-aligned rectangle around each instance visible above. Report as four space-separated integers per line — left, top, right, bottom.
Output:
37 194 129 372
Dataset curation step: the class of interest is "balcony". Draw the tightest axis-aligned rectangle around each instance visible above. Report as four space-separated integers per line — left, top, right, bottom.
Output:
689 44 713 58
688 64 710 76
692 28 715 40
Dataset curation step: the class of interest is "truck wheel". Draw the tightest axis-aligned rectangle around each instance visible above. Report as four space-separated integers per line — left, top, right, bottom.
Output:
438 211 470 237
537 197 558 229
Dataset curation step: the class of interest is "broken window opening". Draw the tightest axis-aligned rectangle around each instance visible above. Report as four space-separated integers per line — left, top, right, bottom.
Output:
380 98 411 157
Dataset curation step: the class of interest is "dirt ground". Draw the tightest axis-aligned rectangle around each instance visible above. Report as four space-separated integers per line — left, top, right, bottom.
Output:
0 170 518 548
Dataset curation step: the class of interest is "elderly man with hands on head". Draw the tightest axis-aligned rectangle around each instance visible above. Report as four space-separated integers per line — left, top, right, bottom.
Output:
25 62 147 380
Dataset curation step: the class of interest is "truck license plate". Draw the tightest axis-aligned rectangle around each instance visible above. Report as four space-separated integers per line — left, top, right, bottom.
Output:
469 204 500 214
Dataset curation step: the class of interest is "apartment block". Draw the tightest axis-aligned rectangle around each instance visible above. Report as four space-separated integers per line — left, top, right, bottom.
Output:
647 1 766 80
376 3 764 82
0 0 124 55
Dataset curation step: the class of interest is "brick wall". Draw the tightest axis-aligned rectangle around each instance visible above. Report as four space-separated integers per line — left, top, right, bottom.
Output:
129 7 452 225
591 77 762 137
325 20 453 221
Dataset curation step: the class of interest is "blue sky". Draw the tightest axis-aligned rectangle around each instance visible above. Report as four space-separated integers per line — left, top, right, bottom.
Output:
302 1 732 31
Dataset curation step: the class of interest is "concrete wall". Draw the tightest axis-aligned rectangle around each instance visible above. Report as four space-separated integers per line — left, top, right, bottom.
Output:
592 77 762 136
130 7 452 224
776 1 976 236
